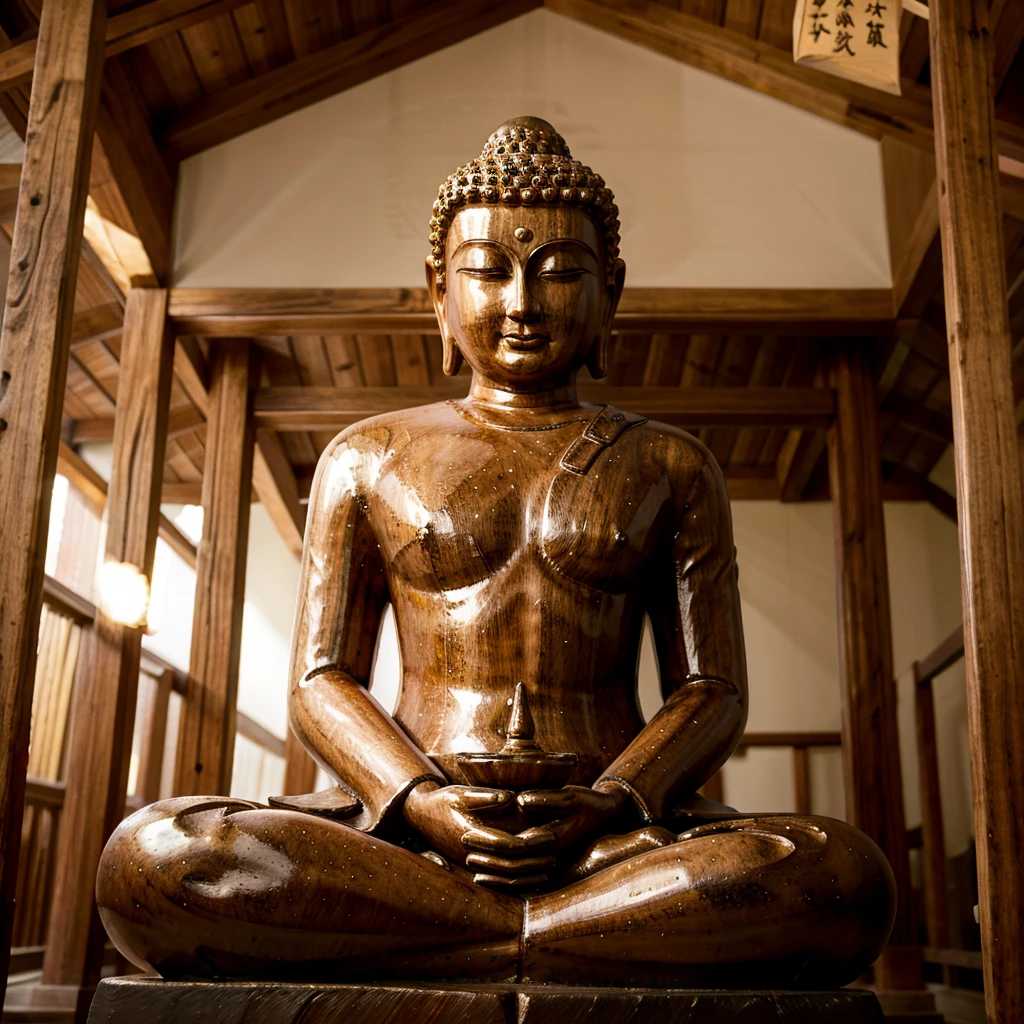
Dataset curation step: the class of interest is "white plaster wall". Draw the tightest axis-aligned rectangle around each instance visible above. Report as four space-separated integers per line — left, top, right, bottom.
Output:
172 9 890 290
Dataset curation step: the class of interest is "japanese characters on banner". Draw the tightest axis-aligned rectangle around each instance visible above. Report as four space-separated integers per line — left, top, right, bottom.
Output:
793 0 902 95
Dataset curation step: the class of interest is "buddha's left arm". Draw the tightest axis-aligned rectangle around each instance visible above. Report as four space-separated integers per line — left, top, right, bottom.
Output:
595 453 748 821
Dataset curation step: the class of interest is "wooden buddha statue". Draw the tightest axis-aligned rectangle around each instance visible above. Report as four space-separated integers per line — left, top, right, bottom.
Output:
97 117 895 987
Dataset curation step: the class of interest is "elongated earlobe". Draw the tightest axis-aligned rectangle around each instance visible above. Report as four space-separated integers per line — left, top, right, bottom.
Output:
585 335 608 379
442 336 464 376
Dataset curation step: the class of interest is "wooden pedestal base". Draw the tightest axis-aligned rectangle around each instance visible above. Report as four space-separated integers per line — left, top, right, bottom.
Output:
87 977 884 1023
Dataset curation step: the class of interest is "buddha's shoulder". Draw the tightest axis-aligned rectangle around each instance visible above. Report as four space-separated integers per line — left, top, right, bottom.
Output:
315 402 463 465
616 413 717 478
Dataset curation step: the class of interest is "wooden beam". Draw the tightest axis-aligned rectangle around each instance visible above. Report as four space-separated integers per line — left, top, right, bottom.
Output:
167 287 897 336
55 439 197 568
0 0 253 88
173 336 210 417
776 429 826 502
0 0 105 996
69 302 123 349
158 0 543 159
237 712 286 759
174 342 257 796
915 625 965 685
544 0 1024 164
71 403 204 444
136 668 173 805
827 340 917 979
930 1 1024 1018
93 58 175 284
882 463 958 522
252 429 305 559
42 288 174 992
253 385 837 431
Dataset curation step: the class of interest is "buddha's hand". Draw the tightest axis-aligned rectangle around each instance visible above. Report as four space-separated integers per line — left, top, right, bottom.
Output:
403 780 558 886
516 783 630 862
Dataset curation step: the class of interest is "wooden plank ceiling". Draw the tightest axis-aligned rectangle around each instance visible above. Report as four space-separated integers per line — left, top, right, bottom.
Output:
2 0 1023 549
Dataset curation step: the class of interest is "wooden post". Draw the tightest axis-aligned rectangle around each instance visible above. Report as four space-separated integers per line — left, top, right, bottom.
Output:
42 289 174 1002
174 341 257 796
283 727 319 795
827 339 918 988
792 746 811 815
0 0 105 994
929 2 1024 1019
913 661 951 984
136 668 174 805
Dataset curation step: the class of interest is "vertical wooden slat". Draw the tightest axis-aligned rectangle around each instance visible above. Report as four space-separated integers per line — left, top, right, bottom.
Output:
827 339 918 988
136 668 173 805
282 726 318 795
913 663 950 963
0 0 106 994
42 288 174 996
174 341 258 797
929 3 1024 1018
792 746 810 815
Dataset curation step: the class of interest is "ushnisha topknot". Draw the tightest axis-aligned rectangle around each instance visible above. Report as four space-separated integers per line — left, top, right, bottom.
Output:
429 116 620 293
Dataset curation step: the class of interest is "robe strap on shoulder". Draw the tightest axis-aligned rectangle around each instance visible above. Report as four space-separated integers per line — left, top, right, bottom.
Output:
559 405 647 476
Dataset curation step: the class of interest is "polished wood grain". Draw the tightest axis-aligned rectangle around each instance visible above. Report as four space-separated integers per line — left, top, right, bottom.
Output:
0 0 105 997
252 385 837 431
97 121 894 990
42 288 174 994
826 341 915 969
166 287 896 335
173 341 257 796
930 0 1024 1018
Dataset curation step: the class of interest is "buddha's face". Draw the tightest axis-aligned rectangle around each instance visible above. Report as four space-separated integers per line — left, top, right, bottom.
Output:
428 205 625 388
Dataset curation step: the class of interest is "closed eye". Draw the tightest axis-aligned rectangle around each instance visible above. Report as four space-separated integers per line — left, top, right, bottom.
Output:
458 267 510 279
539 268 589 281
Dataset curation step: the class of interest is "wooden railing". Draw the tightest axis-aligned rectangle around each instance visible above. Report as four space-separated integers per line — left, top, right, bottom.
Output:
699 730 842 812
9 575 287 979
911 625 976 983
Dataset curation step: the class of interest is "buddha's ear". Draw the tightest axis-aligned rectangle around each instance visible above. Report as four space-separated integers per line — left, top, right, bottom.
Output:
425 256 463 377
587 258 626 380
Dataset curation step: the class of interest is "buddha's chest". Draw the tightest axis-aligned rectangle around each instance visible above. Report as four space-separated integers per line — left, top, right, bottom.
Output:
374 426 677 594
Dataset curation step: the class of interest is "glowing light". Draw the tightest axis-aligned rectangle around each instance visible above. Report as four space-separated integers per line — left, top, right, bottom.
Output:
98 560 151 627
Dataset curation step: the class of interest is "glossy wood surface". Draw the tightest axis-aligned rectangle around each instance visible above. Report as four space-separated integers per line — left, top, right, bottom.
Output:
96 119 895 989
0 0 106 998
930 1 1024 1019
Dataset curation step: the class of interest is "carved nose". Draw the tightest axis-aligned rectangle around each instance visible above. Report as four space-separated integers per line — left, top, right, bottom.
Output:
507 271 540 323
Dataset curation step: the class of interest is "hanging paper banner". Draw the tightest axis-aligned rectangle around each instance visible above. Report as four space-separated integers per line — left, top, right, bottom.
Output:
793 0 902 95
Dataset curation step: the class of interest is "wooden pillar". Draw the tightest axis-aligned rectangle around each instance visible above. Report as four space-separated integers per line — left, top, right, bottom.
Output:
0 0 105 994
283 727 319 795
174 341 257 796
136 668 174 805
42 289 174 999
913 663 950 960
929 3 1024 1019
827 340 918 987
792 746 810 816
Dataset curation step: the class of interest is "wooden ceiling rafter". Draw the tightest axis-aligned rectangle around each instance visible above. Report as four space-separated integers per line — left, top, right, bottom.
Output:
156 0 545 159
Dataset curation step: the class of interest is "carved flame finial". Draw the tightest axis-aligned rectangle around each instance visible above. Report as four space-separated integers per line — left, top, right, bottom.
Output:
502 683 540 753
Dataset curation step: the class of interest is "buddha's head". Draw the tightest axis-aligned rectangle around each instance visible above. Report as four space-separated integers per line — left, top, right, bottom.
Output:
426 116 625 388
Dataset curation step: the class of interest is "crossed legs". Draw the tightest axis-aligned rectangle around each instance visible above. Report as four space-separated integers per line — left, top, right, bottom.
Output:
97 798 893 986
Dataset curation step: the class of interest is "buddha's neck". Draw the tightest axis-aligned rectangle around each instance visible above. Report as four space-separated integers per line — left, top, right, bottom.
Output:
467 375 580 412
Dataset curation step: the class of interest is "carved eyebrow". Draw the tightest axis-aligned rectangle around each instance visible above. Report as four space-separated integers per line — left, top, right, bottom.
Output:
529 238 600 262
450 239 514 259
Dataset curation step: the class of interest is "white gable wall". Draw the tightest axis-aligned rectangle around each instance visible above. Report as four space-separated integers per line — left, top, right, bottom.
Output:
172 8 891 289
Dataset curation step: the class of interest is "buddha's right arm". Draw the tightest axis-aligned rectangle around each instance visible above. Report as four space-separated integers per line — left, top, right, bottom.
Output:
287 430 445 830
